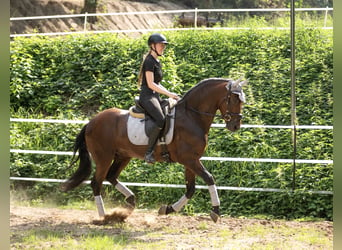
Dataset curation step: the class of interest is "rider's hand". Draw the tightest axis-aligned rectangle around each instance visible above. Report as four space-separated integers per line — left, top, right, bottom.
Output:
170 92 180 100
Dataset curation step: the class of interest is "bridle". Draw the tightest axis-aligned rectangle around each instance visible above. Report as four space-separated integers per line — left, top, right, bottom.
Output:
220 83 243 123
187 81 243 123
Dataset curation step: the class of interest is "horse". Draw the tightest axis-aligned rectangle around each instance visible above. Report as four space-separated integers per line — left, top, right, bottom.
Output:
61 77 248 223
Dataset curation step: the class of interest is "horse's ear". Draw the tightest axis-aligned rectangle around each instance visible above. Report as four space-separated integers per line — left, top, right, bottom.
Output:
232 78 248 88
232 77 242 87
240 79 248 87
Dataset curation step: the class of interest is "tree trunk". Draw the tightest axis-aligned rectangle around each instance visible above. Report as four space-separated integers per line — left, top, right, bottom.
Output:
83 0 97 24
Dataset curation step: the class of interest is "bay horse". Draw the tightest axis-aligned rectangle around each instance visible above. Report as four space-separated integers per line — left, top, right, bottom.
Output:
61 78 247 222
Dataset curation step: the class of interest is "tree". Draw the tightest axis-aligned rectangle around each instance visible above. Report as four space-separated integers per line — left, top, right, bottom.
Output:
82 0 97 23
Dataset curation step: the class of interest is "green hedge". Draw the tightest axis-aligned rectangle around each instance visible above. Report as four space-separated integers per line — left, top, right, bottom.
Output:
10 28 333 220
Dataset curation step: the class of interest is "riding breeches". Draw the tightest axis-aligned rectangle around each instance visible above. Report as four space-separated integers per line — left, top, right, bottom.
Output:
139 94 165 129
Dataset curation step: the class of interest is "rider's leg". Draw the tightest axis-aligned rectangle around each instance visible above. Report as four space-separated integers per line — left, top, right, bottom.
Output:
145 124 162 163
139 95 165 164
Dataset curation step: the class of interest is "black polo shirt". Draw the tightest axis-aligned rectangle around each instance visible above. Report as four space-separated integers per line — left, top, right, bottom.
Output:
140 54 163 97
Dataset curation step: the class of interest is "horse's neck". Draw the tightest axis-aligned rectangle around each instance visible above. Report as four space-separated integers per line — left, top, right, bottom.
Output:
185 83 222 113
182 85 222 132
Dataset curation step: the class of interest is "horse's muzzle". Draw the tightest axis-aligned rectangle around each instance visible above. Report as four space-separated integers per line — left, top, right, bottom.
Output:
222 112 242 132
226 120 241 132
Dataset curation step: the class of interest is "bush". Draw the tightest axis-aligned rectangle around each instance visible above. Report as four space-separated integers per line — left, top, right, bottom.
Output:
10 28 333 219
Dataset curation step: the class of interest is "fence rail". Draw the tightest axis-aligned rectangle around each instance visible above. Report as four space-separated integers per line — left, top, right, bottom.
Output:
10 7 333 37
10 7 333 21
9 177 333 195
10 118 333 129
10 118 333 165
9 149 333 165
10 118 333 195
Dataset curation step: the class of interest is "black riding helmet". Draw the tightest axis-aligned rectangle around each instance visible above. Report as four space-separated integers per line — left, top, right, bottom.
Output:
147 33 168 46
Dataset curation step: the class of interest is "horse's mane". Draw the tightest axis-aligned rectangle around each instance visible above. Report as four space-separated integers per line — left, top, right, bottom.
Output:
177 78 230 104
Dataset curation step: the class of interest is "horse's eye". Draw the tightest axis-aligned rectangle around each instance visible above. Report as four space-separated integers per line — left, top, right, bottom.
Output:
232 95 240 104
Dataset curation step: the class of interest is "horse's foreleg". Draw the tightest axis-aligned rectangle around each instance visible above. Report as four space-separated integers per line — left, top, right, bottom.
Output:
191 160 221 222
208 184 220 222
106 157 136 209
159 168 196 215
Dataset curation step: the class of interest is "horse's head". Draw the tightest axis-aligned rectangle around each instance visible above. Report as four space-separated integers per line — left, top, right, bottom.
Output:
219 78 248 132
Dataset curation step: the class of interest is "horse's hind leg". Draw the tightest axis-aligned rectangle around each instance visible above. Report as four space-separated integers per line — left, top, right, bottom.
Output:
106 157 136 209
91 155 113 218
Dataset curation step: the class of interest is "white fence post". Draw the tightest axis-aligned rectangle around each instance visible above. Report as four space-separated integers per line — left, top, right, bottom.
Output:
84 12 88 31
324 6 328 27
194 8 198 28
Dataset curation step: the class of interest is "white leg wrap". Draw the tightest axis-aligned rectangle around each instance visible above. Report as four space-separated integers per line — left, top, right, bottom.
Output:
115 182 134 198
94 195 106 217
171 195 189 212
208 185 220 207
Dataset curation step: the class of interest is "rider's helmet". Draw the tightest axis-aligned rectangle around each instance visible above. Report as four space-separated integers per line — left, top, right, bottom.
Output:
147 33 168 46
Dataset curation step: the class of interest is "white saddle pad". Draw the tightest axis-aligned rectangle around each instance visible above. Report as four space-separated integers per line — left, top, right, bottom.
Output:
127 108 176 146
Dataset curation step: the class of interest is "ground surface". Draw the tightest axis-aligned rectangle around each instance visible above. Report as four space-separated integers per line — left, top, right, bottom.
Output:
10 203 333 249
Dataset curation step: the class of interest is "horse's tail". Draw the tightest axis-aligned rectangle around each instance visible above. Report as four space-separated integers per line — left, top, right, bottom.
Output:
61 124 92 192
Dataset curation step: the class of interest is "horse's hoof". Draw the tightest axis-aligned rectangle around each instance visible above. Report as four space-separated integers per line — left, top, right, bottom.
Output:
92 218 107 225
210 211 220 223
125 195 136 209
158 205 175 215
158 205 168 215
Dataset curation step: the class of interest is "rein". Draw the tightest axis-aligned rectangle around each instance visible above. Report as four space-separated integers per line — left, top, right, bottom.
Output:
187 105 221 118
187 101 242 123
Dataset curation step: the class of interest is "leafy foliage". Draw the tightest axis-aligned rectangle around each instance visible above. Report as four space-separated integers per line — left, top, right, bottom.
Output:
10 28 332 220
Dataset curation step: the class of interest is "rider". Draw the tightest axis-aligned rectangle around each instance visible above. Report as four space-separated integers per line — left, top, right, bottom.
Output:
138 33 180 164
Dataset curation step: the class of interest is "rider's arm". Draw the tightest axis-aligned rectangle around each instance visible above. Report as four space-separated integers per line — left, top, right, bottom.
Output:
145 71 179 100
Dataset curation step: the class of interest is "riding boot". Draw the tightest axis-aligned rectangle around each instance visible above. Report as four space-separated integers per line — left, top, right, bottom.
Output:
145 126 162 164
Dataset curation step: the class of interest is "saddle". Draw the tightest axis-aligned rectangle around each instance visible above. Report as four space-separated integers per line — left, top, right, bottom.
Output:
127 97 177 162
129 96 177 138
